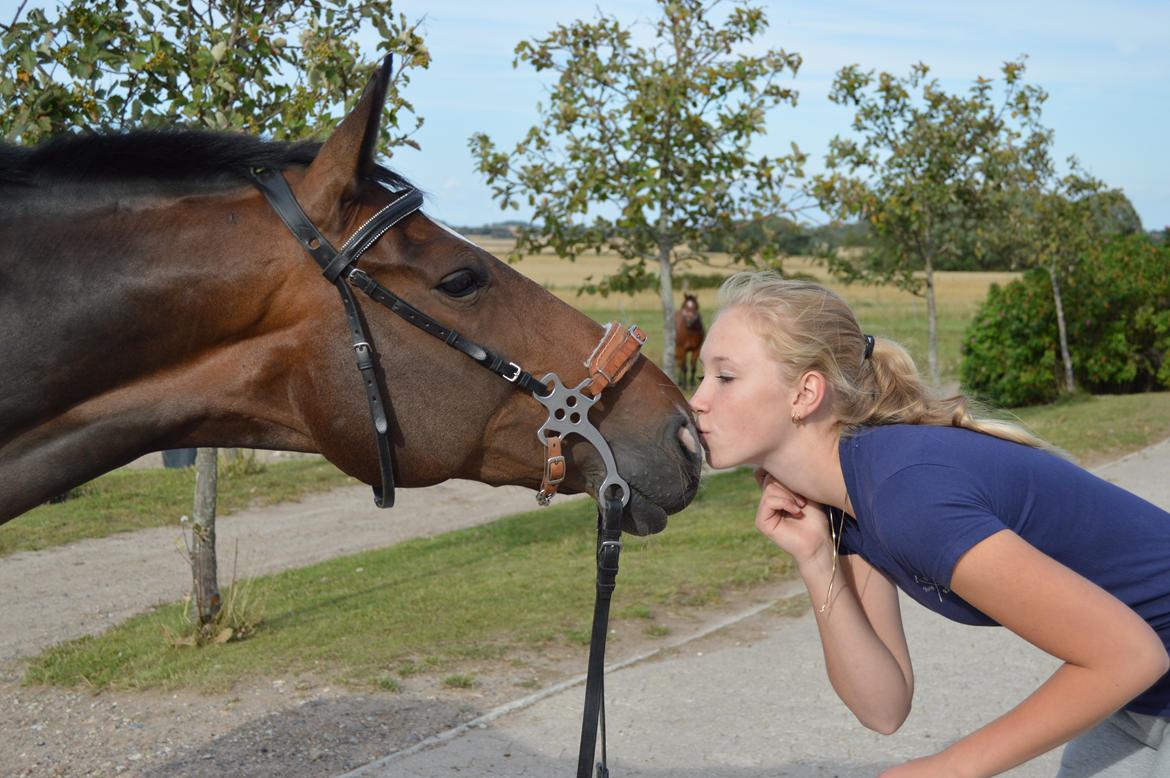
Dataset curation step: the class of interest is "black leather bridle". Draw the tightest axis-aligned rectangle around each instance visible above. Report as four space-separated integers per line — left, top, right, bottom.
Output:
248 166 549 508
249 166 631 777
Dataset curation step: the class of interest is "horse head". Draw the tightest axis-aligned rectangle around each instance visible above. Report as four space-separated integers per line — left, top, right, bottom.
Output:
0 59 701 535
679 294 702 329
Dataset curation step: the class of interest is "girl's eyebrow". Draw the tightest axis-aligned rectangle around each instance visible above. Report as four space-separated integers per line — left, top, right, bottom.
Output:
700 355 736 369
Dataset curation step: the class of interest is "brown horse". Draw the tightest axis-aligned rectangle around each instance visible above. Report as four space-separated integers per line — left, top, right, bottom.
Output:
0 62 701 536
674 293 705 388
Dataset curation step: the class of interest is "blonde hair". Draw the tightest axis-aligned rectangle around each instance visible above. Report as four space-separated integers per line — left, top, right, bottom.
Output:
717 271 1046 448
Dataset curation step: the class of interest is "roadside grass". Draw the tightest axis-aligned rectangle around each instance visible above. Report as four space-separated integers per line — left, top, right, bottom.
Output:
24 468 788 691
1009 392 1170 467
1 458 355 558
11 243 1168 692
21 384 1168 693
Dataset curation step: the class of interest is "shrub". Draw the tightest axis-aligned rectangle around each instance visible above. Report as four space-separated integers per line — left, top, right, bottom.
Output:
961 235 1170 406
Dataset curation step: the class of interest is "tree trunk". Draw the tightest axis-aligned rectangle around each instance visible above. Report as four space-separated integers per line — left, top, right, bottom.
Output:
190 447 221 625
1048 263 1076 394
924 255 940 387
658 240 676 383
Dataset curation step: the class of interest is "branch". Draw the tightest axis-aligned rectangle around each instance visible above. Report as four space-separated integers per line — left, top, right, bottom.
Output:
2 0 27 31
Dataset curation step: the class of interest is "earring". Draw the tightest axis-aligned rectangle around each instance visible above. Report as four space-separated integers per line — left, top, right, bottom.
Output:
791 411 802 424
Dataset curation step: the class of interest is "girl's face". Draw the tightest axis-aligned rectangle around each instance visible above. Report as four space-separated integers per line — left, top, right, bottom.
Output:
690 307 792 469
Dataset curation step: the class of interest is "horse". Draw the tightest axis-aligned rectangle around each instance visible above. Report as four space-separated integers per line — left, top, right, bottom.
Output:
0 60 702 537
674 293 705 388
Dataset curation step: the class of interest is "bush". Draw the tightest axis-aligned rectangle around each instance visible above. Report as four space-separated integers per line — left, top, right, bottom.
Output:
961 235 1170 406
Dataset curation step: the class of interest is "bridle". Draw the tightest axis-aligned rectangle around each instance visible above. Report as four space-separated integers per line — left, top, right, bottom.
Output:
249 166 643 777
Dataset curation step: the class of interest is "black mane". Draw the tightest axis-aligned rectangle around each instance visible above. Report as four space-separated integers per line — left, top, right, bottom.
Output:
0 129 412 192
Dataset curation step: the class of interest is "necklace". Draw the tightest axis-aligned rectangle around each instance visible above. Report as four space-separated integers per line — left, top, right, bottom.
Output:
819 505 846 614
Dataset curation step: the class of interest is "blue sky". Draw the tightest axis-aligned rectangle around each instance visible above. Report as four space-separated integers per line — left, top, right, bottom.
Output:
5 1 1167 230
385 0 1169 231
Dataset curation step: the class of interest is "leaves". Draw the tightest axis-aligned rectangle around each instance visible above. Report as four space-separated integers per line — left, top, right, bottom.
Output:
962 235 1170 405
470 0 804 280
0 0 430 151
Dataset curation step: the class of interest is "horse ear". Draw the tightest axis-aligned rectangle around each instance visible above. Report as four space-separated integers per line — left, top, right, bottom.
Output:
298 55 392 225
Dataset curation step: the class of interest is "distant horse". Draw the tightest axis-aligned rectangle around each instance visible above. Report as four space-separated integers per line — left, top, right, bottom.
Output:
0 60 701 536
674 294 705 388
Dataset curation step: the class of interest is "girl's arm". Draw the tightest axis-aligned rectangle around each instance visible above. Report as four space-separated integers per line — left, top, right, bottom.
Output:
886 529 1170 778
817 552 916 733
756 479 915 732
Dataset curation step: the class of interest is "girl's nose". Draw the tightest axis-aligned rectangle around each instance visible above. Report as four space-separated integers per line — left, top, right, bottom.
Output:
688 377 708 414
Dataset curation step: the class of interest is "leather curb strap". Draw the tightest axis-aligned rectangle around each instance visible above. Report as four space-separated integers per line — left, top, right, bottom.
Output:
538 322 646 504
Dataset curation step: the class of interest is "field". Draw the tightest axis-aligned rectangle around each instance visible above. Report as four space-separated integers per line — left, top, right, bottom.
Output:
472 235 1016 385
11 238 1169 694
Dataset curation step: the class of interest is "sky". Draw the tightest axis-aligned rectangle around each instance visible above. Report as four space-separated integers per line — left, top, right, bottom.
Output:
3 1 1167 230
384 0 1170 231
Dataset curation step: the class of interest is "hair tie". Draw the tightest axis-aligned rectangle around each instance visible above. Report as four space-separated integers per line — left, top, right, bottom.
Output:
863 334 875 360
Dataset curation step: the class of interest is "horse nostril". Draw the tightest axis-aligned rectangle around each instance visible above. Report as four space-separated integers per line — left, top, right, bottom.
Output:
676 417 700 456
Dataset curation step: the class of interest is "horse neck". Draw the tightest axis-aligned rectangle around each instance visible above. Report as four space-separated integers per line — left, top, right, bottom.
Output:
0 188 311 520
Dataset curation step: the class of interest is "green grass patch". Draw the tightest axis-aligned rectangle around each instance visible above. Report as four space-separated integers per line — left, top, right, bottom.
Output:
1010 391 1170 467
24 469 787 692
442 674 476 689
1 458 356 558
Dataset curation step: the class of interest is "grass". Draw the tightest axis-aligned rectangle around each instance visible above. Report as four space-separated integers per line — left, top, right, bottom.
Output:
11 242 1169 692
1010 392 1170 467
1 457 356 558
24 468 788 691
511 249 1016 387
25 382 1168 693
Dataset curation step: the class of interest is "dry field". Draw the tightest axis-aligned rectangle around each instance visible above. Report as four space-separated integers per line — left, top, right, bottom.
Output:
468 235 1017 382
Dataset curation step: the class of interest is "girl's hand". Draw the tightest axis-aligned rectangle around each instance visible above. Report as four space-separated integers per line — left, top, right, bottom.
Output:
754 473 831 566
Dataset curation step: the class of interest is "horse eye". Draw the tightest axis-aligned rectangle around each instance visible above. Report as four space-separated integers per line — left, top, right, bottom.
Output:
436 270 481 298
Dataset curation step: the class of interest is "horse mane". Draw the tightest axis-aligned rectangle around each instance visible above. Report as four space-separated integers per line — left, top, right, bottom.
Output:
0 129 412 193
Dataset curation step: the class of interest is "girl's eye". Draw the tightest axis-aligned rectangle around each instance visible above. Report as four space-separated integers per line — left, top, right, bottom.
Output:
436 269 482 298
718 375 735 383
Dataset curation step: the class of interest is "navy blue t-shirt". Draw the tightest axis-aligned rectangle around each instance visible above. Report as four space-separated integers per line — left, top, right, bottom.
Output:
838 424 1170 715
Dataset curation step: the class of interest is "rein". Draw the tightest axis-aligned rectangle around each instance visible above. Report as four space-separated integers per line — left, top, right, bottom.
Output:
249 168 639 776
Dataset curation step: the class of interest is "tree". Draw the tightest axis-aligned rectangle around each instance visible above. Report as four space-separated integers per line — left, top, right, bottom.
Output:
811 58 1047 385
190 447 220 624
2 0 428 626
1 0 428 145
1022 179 1102 395
961 234 1170 406
469 0 803 380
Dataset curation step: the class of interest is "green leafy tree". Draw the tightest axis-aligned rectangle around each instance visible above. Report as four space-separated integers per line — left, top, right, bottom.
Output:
811 58 1048 385
992 108 1142 399
469 0 804 379
961 234 1170 406
1001 165 1108 395
1 0 429 145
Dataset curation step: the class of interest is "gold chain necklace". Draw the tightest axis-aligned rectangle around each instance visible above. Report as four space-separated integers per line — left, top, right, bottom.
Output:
818 505 846 614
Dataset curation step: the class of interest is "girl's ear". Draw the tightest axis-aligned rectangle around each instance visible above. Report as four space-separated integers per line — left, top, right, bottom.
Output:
792 370 828 420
